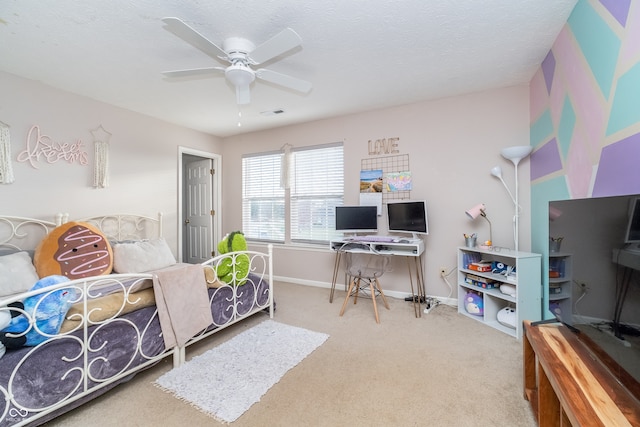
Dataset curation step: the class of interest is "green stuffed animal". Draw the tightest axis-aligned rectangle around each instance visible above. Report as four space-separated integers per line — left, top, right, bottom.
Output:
215 231 250 286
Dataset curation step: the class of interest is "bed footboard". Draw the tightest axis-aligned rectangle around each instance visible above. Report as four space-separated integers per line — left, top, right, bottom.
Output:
0 213 174 426
0 274 173 427
175 244 274 365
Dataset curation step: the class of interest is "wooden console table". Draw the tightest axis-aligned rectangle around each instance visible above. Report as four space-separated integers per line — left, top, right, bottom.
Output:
523 320 640 426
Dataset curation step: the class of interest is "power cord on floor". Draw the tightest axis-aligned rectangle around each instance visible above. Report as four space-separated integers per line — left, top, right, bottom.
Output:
423 297 441 314
422 266 455 314
440 266 456 300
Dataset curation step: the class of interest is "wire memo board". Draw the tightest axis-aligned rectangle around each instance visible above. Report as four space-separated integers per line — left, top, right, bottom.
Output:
361 154 410 204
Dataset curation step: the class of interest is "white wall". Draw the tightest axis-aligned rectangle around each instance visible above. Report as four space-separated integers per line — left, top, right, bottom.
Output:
1 71 532 301
0 71 222 254
220 85 532 300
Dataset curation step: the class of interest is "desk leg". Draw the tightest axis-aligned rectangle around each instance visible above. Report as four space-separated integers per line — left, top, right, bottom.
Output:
613 267 633 338
416 254 426 309
329 252 342 303
407 256 425 318
406 257 418 317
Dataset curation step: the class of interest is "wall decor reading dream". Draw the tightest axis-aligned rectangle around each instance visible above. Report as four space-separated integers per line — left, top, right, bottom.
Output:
17 125 89 169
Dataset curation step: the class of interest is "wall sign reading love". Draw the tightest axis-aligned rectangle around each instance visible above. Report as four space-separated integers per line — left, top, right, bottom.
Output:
367 137 399 155
17 125 89 168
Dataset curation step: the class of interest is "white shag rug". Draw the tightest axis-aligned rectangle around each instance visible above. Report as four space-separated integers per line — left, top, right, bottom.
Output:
154 320 329 423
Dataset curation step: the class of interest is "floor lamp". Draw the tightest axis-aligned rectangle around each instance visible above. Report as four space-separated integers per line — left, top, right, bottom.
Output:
491 145 532 252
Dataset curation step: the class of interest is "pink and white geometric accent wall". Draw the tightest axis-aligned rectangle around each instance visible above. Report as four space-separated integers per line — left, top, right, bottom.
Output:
530 0 640 199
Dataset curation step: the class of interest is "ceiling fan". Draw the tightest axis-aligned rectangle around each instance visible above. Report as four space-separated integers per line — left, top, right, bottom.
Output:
161 17 312 105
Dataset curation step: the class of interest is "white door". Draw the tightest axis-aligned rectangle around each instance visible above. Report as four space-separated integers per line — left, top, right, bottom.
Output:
185 158 214 263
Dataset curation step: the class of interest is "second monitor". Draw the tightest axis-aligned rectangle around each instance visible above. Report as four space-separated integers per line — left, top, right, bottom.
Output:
387 200 429 237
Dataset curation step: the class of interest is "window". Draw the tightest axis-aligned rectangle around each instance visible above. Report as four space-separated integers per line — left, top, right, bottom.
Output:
290 143 344 243
242 152 285 241
242 143 344 243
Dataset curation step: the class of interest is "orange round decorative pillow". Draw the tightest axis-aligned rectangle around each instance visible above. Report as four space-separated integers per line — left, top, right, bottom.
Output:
34 222 113 279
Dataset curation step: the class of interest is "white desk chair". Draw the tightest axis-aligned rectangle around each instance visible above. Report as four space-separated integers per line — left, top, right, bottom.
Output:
339 251 391 323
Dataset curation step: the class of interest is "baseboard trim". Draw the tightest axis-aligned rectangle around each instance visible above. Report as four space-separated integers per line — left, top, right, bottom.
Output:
273 275 457 307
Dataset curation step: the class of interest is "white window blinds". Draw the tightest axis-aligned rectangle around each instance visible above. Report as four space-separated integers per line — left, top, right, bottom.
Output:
242 142 343 243
290 143 344 243
242 152 285 241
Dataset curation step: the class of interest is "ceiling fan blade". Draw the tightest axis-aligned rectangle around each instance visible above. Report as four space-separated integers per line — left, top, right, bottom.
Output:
162 17 228 62
256 68 312 93
162 67 226 78
236 85 251 105
248 28 302 65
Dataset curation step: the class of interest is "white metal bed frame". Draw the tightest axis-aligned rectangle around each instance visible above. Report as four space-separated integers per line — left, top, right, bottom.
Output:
0 213 274 426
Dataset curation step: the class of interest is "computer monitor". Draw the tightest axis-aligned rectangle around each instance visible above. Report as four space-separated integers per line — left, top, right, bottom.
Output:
624 197 640 247
387 200 429 237
335 205 378 233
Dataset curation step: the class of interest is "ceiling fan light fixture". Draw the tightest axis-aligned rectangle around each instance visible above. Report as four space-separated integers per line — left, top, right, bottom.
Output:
225 63 255 87
162 18 312 106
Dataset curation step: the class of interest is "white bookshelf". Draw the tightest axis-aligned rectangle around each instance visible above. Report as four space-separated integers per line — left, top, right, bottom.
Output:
457 247 541 339
548 252 572 324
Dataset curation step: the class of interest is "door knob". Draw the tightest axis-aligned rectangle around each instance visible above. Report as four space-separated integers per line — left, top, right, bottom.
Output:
185 219 190 224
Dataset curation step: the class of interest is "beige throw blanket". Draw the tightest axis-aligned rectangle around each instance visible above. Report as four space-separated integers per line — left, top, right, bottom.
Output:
152 263 213 349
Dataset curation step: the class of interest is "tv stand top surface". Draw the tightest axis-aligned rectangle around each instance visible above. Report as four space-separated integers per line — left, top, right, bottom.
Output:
523 320 640 426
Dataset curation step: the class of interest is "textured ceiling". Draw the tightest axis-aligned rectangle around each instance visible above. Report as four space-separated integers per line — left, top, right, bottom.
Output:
0 0 577 137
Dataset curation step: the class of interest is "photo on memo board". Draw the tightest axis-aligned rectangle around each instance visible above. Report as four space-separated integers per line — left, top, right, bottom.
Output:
360 169 383 215
386 171 412 192
360 169 383 193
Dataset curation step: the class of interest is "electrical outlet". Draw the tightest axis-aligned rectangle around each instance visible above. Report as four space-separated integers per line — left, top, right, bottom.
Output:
576 281 589 292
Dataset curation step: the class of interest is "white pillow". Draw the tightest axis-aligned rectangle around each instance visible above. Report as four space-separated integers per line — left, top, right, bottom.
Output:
112 238 177 274
0 251 40 297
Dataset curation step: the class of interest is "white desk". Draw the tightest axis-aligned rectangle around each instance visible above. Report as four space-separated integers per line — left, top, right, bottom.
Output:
613 247 640 270
612 248 640 338
329 238 426 317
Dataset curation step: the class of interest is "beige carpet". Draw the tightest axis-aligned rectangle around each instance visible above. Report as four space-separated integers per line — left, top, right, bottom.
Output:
43 282 537 427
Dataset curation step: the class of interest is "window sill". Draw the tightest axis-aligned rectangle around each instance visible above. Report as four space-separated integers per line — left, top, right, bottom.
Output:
249 241 329 252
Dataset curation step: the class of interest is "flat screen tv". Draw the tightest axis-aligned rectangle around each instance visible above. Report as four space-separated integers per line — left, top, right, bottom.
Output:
335 205 378 233
549 195 640 401
387 200 428 237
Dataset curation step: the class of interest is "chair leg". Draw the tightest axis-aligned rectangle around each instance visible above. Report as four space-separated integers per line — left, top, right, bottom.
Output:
369 279 380 323
374 278 390 310
339 277 357 317
353 278 361 304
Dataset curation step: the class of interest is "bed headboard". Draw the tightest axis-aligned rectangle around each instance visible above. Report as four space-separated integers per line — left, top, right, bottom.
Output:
0 214 67 252
75 213 163 241
0 213 163 252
